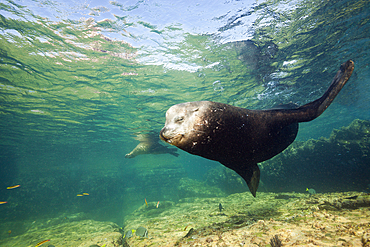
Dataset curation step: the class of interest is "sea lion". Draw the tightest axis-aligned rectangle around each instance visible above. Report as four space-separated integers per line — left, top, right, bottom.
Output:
160 60 354 197
125 133 179 158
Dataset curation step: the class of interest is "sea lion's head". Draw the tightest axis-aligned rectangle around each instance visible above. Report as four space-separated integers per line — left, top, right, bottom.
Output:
160 101 210 150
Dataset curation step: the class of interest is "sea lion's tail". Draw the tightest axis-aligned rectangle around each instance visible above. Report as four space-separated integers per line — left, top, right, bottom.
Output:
294 60 354 122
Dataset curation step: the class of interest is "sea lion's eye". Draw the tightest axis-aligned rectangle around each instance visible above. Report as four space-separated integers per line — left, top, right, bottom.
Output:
175 116 184 123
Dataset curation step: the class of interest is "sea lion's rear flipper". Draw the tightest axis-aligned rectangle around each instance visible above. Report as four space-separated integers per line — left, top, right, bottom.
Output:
270 60 354 123
292 60 354 122
222 162 260 197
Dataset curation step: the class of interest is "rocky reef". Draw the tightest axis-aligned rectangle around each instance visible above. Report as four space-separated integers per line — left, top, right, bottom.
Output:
123 191 370 246
177 178 226 198
259 119 370 194
1 190 370 246
0 216 123 247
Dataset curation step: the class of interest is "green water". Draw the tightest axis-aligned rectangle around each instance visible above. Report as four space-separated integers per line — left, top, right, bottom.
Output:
0 0 369 232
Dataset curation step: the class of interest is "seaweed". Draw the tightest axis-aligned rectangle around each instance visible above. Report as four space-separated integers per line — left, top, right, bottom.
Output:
270 235 282 247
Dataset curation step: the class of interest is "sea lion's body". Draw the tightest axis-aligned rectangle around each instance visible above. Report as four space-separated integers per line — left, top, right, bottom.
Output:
160 60 354 197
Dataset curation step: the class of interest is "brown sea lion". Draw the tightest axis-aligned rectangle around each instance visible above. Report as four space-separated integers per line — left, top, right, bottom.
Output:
125 133 179 158
160 60 354 197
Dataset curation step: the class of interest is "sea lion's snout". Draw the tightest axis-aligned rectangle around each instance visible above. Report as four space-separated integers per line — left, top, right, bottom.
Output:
159 128 168 142
160 126 185 146
160 127 177 144
125 153 134 158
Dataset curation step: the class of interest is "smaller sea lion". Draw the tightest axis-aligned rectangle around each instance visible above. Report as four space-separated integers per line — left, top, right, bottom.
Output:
125 133 179 158
160 60 354 197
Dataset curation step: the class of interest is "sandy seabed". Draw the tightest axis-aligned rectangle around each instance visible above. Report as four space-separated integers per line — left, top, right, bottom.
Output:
1 191 370 247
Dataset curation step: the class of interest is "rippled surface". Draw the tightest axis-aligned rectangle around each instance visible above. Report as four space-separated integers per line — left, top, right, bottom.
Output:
0 0 369 223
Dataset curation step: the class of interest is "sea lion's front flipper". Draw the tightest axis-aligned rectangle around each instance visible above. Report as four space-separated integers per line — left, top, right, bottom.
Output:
222 162 260 197
244 164 260 197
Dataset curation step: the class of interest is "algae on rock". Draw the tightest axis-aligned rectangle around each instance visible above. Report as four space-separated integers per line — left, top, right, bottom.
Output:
178 178 226 198
260 119 370 193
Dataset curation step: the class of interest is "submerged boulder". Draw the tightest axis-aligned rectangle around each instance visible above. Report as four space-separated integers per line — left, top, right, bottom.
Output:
260 119 370 193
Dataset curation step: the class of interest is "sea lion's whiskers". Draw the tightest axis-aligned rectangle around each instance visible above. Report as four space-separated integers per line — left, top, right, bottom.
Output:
190 128 206 134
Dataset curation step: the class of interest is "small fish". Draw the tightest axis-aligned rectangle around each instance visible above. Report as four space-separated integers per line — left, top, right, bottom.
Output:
8 230 11 236
136 226 148 238
156 201 159 208
77 194 84 197
123 229 136 239
145 198 148 206
0 201 8 204
82 193 89 196
34 239 50 247
219 203 224 212
184 228 194 238
344 195 358 200
306 188 316 195
7 185 20 189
